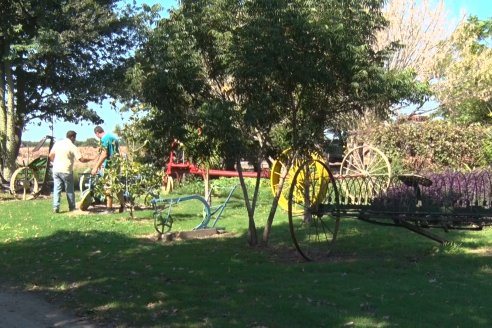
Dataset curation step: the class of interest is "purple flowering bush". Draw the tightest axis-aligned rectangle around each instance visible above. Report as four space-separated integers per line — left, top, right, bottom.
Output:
370 170 492 214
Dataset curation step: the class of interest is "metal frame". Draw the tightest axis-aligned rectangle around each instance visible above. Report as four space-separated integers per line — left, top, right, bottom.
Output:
288 157 492 261
152 185 238 235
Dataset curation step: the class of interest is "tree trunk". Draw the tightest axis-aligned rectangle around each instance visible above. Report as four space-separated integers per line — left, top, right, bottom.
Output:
203 168 210 204
4 60 18 180
263 98 298 245
0 61 6 181
236 158 258 246
262 155 293 245
39 135 55 195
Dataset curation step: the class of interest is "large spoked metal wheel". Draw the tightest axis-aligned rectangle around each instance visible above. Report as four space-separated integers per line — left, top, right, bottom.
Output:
288 159 340 261
10 167 40 200
339 145 391 204
270 149 326 212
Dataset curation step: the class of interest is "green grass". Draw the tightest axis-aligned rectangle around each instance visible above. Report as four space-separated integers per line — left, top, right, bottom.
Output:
0 181 491 328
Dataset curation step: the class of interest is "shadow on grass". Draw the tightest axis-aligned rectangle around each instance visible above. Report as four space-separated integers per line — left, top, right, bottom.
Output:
0 221 491 327
334 217 492 257
1 228 301 327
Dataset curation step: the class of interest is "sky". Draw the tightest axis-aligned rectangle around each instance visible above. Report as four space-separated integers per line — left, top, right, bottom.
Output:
22 0 492 142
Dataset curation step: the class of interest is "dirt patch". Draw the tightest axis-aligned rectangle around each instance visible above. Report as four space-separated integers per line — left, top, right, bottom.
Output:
67 204 120 215
468 247 492 256
0 285 97 328
137 228 238 245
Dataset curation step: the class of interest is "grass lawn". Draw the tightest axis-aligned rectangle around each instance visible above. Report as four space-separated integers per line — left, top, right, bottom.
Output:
0 180 491 328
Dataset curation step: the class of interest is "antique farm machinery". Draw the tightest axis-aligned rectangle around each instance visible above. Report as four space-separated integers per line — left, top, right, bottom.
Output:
163 140 269 192
270 145 392 212
282 151 492 261
10 135 55 200
156 138 393 239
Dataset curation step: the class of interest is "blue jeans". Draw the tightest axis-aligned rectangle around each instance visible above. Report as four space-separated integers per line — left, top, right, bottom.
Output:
53 172 75 211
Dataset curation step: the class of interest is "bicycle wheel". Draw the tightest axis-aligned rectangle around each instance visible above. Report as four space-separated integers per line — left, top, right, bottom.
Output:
288 159 340 261
10 167 39 200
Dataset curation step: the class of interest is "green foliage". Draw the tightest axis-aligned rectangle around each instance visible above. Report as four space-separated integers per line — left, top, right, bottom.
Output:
213 176 270 200
172 175 205 195
126 0 248 168
93 156 123 197
231 0 430 154
94 154 162 216
354 120 492 172
124 0 431 244
1 0 152 125
431 241 464 256
80 138 100 148
122 158 162 200
1 0 162 179
434 16 492 124
125 0 430 164
482 129 492 164
173 176 271 203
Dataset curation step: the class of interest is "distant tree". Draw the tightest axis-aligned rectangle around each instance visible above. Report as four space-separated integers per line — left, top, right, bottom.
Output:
433 16 492 124
82 138 100 148
328 0 449 144
375 0 456 80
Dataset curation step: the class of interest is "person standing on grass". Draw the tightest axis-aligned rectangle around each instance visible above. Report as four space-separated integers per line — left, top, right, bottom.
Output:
91 126 125 212
49 130 93 213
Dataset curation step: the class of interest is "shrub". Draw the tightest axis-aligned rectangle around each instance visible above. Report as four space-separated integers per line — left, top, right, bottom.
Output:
352 120 492 172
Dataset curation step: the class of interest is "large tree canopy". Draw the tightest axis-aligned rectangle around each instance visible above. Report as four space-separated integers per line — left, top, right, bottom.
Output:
126 0 242 165
0 0 156 178
128 0 429 158
231 0 429 152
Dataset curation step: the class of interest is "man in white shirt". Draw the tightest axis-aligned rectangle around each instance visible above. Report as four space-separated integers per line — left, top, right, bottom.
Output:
48 130 93 213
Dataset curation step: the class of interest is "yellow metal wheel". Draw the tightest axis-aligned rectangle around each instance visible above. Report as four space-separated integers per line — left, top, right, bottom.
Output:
10 167 40 200
270 149 329 212
78 189 93 211
162 175 174 194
